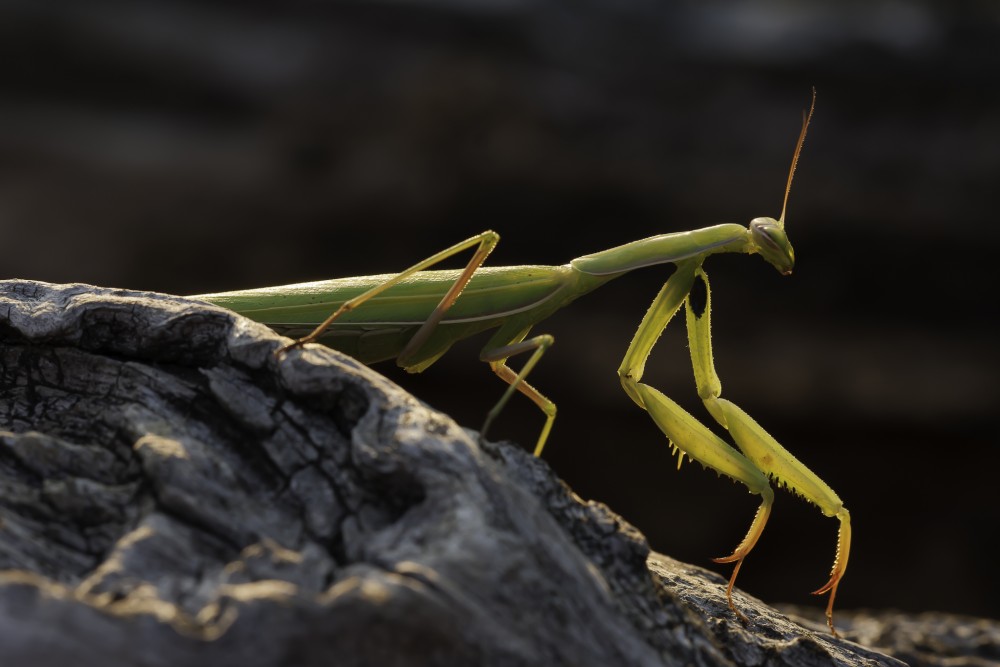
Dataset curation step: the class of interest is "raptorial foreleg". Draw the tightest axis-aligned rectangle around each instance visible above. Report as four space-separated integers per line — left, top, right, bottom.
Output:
617 260 777 623
685 267 851 635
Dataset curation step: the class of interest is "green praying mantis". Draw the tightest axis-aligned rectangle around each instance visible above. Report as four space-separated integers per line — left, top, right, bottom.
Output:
194 91 851 635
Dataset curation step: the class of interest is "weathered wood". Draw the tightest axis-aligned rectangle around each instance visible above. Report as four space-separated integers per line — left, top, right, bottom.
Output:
0 280 916 666
778 606 1000 667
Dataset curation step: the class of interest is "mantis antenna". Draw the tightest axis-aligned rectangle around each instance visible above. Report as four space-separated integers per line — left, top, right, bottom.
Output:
778 87 817 227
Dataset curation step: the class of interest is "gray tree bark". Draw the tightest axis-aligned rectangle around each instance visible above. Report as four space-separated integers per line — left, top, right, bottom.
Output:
0 279 982 666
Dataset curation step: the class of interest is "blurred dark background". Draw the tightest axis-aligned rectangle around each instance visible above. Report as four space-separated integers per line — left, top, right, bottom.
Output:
1 1 997 620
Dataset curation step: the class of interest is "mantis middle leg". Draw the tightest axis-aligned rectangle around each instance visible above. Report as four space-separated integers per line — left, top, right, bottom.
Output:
480 330 556 456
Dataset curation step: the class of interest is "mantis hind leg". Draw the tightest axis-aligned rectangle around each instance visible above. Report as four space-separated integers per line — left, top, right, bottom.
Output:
276 230 559 457
277 231 500 357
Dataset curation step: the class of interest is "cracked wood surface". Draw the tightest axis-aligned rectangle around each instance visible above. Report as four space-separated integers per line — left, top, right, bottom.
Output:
0 279 923 665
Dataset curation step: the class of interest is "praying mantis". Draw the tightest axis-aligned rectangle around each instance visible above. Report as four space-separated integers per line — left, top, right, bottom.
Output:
194 91 851 635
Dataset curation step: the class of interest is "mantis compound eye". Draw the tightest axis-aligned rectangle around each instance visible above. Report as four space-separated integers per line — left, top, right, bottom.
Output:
749 217 795 275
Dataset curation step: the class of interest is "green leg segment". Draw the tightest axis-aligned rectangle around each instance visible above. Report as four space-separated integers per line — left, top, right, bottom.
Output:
480 333 556 456
278 230 559 457
619 260 850 635
278 231 500 356
685 267 850 635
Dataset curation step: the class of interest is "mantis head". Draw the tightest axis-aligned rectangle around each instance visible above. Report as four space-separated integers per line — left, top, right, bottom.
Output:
750 217 795 275
751 88 815 277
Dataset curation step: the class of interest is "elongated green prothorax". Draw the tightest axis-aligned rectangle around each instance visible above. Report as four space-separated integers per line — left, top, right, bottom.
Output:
195 88 850 635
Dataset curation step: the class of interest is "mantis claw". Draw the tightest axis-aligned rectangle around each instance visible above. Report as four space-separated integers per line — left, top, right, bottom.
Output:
708 491 773 622
812 575 842 637
810 507 851 636
275 336 313 357
811 574 839 596
716 555 750 623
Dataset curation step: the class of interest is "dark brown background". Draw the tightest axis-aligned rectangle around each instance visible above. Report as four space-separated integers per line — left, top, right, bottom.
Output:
2 1 997 619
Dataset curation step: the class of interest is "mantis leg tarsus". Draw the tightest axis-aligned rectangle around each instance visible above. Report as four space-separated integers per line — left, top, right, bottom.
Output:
810 508 850 635
275 340 301 357
720 557 750 624
275 333 323 356
711 490 773 625
480 334 556 455
712 489 774 565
